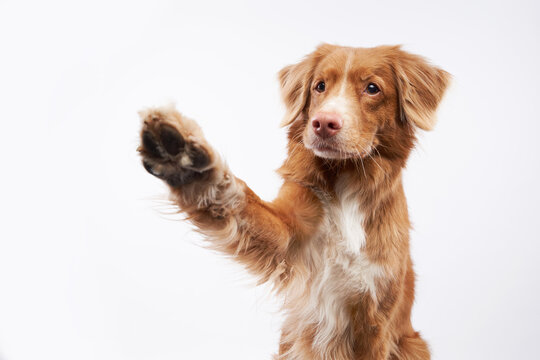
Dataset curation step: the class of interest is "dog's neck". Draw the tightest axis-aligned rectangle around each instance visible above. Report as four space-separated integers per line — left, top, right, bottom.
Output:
279 141 407 211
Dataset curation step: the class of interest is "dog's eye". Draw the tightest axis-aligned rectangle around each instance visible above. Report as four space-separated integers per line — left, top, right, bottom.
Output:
315 81 326 93
365 83 380 95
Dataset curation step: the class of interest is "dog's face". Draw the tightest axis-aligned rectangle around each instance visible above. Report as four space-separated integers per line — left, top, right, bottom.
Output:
279 45 449 160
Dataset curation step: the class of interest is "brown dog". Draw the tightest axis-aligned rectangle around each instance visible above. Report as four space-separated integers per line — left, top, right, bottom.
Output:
139 44 449 360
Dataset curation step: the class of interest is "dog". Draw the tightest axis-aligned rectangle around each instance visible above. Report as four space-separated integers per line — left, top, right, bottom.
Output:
138 44 449 360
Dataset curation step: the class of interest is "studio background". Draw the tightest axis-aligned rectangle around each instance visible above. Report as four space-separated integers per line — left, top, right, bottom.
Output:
1 1 539 359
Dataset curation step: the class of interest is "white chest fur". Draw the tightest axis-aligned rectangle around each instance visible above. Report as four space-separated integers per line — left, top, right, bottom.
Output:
331 190 367 254
281 178 387 356
323 177 385 297
302 181 385 349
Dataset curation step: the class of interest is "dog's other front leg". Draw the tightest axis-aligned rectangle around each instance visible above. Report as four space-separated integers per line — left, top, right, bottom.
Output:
138 105 321 282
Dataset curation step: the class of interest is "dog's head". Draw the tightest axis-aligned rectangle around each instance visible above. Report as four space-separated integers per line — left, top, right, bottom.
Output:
279 44 450 160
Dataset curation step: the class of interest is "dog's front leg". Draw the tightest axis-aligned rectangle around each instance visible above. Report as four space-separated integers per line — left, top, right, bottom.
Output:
138 106 321 282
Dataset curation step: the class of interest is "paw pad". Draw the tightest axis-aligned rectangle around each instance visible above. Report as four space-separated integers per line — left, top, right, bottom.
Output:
139 115 211 186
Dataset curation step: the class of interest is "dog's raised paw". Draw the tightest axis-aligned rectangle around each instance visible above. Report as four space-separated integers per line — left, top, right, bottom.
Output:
138 109 212 187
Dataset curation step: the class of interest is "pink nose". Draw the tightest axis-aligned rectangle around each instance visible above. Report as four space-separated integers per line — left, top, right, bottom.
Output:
311 113 343 138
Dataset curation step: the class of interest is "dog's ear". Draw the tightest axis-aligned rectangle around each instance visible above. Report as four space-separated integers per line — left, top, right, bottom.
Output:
393 48 451 131
278 44 336 127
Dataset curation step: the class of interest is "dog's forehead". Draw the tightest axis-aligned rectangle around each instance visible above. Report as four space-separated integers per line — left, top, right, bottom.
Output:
317 47 392 79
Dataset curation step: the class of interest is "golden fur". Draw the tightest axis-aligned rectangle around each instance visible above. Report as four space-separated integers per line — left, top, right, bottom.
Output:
138 44 449 359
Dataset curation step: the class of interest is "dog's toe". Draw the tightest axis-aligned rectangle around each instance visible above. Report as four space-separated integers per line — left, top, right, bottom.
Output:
189 145 211 170
142 159 160 177
142 131 162 158
159 124 185 156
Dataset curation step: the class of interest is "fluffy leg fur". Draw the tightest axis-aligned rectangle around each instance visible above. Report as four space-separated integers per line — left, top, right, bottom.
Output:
138 105 322 283
390 333 430 360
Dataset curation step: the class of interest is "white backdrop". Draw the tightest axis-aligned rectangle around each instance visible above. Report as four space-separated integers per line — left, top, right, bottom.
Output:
1 1 539 359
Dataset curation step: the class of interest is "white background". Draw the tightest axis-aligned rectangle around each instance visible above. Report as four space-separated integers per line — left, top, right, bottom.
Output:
1 0 539 359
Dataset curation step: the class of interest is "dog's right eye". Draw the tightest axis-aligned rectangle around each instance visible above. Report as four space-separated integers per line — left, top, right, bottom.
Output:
315 81 326 93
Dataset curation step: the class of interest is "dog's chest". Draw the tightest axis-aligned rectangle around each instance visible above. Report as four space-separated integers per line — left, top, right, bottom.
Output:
280 184 387 354
314 194 383 299
328 193 366 254
291 192 384 347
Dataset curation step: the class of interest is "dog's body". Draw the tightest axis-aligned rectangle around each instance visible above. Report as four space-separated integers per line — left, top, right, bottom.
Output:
139 44 449 359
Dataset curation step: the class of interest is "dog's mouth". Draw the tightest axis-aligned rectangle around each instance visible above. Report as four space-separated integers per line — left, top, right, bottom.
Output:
303 127 376 160
304 132 375 160
308 140 357 160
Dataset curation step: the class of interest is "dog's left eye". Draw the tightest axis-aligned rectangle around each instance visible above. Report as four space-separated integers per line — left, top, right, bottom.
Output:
365 83 380 95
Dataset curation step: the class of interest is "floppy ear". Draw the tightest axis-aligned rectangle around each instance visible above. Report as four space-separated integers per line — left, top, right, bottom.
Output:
393 49 451 131
278 44 336 127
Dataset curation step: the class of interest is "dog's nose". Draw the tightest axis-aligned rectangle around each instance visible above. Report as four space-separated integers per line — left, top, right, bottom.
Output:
311 114 343 138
